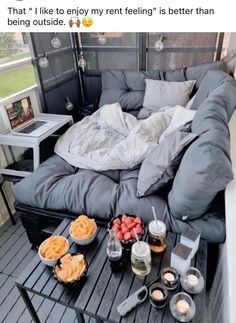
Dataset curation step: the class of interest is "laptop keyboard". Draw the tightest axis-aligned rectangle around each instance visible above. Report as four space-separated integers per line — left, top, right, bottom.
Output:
18 121 47 134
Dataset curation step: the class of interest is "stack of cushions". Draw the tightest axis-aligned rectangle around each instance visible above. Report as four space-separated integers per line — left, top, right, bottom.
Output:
168 70 236 220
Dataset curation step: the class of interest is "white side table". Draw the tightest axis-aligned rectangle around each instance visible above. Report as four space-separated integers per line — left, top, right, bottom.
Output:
0 113 73 177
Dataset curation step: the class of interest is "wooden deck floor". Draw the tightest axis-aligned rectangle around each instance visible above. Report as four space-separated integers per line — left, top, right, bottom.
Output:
0 214 95 323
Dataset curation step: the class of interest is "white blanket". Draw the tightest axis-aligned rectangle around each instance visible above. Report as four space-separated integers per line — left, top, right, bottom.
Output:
55 103 196 171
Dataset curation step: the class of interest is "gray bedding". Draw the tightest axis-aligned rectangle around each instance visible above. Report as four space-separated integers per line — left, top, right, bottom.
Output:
12 63 236 244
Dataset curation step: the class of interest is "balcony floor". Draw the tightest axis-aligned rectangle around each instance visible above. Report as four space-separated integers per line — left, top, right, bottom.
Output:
0 214 95 323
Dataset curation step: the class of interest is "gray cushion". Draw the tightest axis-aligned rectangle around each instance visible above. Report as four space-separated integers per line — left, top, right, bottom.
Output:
99 61 225 111
143 79 195 111
137 130 198 197
168 71 236 221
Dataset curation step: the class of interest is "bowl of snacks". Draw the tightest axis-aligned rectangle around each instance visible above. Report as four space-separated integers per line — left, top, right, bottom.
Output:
69 215 97 245
54 252 87 285
38 235 69 267
108 214 145 249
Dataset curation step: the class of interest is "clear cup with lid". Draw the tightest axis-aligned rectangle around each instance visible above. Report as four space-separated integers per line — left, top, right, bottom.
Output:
131 241 151 276
148 220 166 253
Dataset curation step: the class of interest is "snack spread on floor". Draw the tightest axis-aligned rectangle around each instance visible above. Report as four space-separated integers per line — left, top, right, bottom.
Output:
70 215 96 238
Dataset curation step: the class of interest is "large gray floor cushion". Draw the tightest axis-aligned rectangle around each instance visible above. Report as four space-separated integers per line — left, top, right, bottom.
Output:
13 62 235 244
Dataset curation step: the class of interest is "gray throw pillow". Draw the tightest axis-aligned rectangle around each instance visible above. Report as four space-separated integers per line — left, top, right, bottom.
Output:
137 130 198 197
143 79 195 112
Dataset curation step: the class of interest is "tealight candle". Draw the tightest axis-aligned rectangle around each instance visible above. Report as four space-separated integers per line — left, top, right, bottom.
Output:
164 272 175 283
170 292 196 322
176 300 190 315
152 289 164 300
149 283 168 309
187 274 199 287
161 267 179 290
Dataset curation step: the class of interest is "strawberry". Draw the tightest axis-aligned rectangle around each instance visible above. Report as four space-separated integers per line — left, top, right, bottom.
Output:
121 226 129 234
125 217 133 224
131 230 136 238
122 214 128 222
121 222 128 229
124 232 132 240
127 222 136 229
113 223 121 230
134 217 142 224
116 230 124 240
136 224 142 234
113 218 121 225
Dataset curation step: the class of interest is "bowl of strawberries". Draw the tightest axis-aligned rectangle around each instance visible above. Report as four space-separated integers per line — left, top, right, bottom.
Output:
108 214 145 249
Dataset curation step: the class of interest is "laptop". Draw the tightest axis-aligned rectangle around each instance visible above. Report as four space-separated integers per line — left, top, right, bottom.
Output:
5 96 58 137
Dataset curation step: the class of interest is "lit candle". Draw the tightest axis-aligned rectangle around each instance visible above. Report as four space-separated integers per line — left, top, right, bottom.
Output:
187 274 199 287
164 272 175 282
176 300 190 315
152 289 164 300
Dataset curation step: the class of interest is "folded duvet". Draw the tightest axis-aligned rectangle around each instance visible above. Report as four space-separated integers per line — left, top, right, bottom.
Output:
55 103 195 171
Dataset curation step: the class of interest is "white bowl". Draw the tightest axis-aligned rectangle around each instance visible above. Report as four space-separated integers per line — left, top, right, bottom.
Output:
38 236 69 267
69 226 97 245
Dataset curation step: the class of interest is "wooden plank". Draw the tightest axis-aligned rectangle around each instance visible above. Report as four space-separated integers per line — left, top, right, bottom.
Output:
2 240 32 275
85 258 113 315
96 269 124 319
36 298 57 322
0 235 28 272
12 249 36 277
0 285 21 322
0 276 15 305
0 273 8 288
45 302 67 323
0 234 19 259
74 231 109 311
0 230 13 246
59 307 76 323
2 294 27 323
17 294 44 323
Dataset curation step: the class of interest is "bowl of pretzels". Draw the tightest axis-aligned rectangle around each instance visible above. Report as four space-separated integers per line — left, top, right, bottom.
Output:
53 252 87 285
38 235 69 267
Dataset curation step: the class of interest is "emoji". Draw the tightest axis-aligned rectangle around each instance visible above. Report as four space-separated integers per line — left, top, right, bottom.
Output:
82 16 93 27
69 19 81 28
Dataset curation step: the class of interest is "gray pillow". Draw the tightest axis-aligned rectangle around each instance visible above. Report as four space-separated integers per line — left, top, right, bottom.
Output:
137 130 198 197
143 79 195 112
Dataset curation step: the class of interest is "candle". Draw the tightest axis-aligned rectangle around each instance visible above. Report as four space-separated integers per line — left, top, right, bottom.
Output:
164 272 175 282
187 274 199 287
152 289 164 300
176 299 190 315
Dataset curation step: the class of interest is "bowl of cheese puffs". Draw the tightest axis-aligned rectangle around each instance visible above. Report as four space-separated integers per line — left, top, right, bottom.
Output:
38 235 69 267
69 215 97 245
54 252 87 285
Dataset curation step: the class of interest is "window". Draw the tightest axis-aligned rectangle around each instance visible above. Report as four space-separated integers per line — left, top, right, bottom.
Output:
80 33 140 70
0 33 36 99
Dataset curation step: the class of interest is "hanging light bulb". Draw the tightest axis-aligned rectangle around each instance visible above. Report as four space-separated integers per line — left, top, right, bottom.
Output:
65 97 74 111
39 56 49 69
51 34 61 49
78 51 87 71
98 33 107 45
154 35 165 52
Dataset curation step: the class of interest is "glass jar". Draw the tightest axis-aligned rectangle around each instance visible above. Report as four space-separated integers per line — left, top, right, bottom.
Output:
131 241 151 276
148 220 166 253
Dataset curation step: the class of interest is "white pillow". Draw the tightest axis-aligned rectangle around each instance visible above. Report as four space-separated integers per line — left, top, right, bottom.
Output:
143 79 196 111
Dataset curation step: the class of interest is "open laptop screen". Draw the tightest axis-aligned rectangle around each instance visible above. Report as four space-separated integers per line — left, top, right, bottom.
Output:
5 96 34 130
